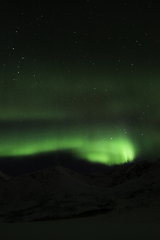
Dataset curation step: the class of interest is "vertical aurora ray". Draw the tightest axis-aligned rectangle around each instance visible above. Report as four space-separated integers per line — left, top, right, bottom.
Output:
75 136 136 165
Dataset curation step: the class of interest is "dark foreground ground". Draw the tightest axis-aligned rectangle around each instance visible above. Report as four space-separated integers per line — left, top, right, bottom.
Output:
0 159 160 239
1 209 160 240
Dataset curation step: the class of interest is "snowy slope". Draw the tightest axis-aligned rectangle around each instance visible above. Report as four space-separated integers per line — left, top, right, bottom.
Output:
0 159 159 222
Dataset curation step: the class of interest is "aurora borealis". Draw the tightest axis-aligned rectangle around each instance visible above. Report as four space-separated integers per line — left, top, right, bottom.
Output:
0 120 136 165
0 1 159 168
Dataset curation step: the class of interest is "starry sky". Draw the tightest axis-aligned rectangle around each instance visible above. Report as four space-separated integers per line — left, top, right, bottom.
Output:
0 1 160 172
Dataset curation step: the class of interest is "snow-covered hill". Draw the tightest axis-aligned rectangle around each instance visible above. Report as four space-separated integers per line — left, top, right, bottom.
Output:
0 159 159 222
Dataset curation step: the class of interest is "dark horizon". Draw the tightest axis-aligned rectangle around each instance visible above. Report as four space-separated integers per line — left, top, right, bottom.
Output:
0 148 159 177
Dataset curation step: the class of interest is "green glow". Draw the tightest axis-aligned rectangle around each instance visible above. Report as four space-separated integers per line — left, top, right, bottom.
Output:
0 125 136 165
0 3 159 169
0 72 159 123
0 71 159 164
76 137 135 165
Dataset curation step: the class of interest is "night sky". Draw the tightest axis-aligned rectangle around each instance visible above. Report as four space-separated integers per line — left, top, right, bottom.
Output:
0 1 159 171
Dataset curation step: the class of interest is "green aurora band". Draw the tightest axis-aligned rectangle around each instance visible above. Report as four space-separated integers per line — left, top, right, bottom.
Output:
0 126 136 165
0 71 160 165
